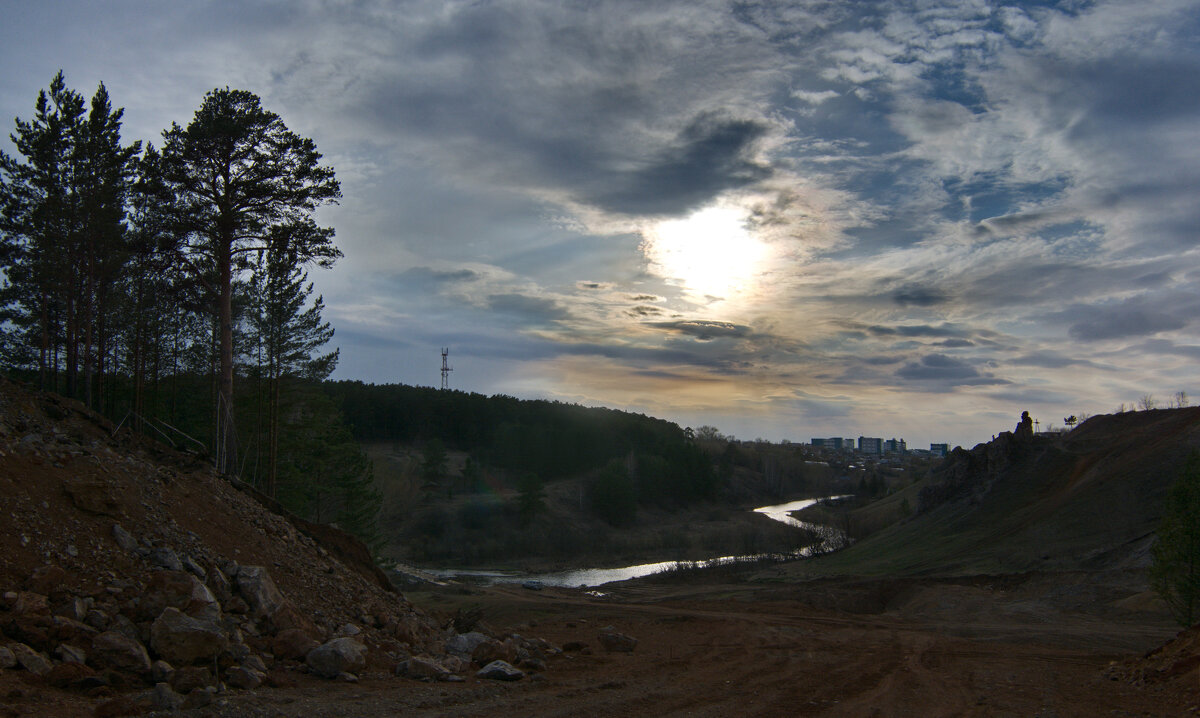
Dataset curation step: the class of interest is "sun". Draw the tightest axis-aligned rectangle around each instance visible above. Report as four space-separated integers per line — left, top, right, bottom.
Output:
642 205 768 301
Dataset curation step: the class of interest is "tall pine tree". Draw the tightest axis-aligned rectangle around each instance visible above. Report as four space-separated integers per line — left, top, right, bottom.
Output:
160 88 340 475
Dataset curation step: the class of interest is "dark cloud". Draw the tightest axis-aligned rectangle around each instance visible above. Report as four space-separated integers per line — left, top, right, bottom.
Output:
1067 305 1187 342
593 112 773 215
867 323 965 338
935 338 974 348
1008 350 1100 369
628 305 664 317
650 319 753 341
486 293 571 321
892 285 951 307
895 354 1008 387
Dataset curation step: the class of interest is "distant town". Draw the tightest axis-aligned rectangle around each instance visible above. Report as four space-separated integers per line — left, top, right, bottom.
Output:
808 436 950 458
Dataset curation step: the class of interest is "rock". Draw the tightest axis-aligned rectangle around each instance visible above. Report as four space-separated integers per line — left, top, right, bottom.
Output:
56 643 87 664
44 661 97 689
476 659 524 681
226 665 265 689
235 566 285 620
266 598 319 635
400 656 452 682
150 607 229 664
305 637 366 679
445 631 490 660
181 687 213 709
170 665 213 693
472 638 515 666
205 565 233 603
335 623 361 637
139 570 220 623
9 642 53 675
90 630 152 673
106 613 141 643
111 524 138 552
92 695 143 718
61 475 121 515
182 555 207 580
0 646 16 669
273 628 320 661
243 654 269 673
148 547 183 572
53 596 89 622
11 591 49 615
562 640 588 653
598 626 637 653
337 671 359 682
150 659 174 683
48 614 99 645
149 682 182 711
26 565 68 595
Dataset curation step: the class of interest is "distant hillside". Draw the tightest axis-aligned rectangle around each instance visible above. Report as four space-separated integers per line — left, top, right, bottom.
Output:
806 408 1200 576
325 380 712 487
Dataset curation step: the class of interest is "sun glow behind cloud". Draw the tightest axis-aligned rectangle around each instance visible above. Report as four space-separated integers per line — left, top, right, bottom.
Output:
642 206 770 303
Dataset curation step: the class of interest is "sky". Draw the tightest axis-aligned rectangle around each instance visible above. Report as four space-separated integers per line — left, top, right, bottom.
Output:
2 0 1199 448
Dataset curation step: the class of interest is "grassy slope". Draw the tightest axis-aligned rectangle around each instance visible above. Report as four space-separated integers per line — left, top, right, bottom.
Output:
793 408 1200 578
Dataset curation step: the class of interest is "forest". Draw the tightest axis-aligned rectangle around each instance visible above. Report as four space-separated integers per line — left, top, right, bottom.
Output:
0 72 378 542
0 73 718 555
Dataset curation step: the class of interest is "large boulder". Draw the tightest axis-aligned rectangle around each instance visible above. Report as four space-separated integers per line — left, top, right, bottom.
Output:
445 631 491 660
273 628 320 661
89 631 151 673
235 566 285 620
476 659 524 681
305 637 366 679
598 626 637 653
150 607 228 664
8 642 52 675
139 570 221 623
399 656 452 682
61 475 121 515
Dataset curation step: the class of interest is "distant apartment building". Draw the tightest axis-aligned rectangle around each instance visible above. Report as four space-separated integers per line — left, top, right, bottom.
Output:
857 436 883 455
811 437 853 450
930 443 949 457
884 438 907 453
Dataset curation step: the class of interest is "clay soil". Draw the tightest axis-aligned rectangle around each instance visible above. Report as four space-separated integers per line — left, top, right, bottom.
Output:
7 578 1193 718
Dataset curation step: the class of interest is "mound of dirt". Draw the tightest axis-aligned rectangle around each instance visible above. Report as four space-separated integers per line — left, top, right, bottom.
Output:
0 377 559 715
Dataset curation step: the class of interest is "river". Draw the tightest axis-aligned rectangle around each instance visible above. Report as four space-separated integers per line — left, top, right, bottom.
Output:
401 495 851 589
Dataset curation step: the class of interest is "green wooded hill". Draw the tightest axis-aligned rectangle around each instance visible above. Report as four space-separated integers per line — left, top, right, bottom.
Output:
325 380 717 501
804 407 1200 577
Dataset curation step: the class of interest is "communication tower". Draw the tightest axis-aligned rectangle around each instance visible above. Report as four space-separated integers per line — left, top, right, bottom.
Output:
440 348 453 390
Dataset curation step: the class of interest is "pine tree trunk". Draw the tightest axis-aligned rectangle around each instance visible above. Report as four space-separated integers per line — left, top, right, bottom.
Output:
217 238 237 476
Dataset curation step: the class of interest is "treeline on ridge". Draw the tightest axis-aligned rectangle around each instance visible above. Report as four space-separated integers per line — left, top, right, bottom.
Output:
326 380 719 509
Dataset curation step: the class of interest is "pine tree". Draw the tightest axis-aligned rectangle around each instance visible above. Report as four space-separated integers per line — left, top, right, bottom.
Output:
245 232 338 497
0 72 138 405
160 88 340 475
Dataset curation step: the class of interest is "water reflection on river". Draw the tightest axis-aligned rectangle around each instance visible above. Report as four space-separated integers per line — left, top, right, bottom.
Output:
409 495 850 588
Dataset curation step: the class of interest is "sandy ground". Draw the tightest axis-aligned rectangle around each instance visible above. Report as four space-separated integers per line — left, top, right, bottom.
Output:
6 577 1192 718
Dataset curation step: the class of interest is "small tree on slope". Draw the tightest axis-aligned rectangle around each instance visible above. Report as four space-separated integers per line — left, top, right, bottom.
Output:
1151 452 1200 626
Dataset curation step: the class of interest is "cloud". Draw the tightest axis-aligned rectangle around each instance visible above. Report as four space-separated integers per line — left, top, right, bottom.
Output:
895 354 1008 387
650 320 753 341
591 112 774 215
486 293 571 321
892 285 951 307
1065 303 1188 342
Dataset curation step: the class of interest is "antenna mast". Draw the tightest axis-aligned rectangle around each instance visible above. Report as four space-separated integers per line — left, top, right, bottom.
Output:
440 347 453 390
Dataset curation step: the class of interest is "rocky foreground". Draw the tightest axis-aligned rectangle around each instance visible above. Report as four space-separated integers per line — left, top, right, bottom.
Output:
0 378 569 716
